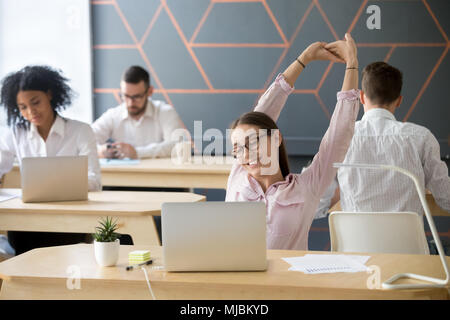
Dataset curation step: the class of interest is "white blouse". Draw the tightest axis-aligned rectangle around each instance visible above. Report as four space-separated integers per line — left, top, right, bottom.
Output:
0 115 102 191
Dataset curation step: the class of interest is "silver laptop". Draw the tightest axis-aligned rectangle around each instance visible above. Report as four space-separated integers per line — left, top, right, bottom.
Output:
21 156 88 203
162 202 267 272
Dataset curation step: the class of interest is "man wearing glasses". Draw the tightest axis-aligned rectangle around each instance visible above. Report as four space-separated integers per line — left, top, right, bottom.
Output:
92 65 185 159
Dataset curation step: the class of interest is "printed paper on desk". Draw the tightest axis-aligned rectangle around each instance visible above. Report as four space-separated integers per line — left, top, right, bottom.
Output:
0 189 22 202
100 159 140 166
282 254 370 274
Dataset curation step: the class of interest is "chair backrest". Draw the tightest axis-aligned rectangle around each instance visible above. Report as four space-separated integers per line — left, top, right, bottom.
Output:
329 212 429 255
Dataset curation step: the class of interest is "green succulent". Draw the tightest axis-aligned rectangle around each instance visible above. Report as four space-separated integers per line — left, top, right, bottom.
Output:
93 216 120 242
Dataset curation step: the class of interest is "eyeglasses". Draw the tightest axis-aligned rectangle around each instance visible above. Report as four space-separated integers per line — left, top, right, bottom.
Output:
231 134 267 159
119 91 148 102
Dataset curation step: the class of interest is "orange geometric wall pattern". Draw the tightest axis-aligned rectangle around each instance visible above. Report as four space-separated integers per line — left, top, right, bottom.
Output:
92 0 449 156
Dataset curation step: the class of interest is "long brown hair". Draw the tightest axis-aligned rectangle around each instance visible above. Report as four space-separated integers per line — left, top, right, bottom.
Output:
231 111 290 178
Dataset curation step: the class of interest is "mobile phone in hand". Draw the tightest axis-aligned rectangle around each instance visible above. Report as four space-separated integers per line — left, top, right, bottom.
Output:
105 138 117 158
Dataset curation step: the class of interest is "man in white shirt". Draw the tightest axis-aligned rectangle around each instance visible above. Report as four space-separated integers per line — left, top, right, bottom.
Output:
92 65 185 159
336 61 449 216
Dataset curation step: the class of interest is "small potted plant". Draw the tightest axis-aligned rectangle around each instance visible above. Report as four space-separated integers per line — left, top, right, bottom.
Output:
93 216 121 267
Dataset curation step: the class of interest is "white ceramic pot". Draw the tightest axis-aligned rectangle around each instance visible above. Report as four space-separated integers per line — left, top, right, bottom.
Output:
94 239 120 267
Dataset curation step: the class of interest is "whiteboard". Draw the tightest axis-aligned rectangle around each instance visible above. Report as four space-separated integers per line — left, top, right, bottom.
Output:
0 0 93 133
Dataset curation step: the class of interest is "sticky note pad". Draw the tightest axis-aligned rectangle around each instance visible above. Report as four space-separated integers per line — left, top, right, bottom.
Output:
128 250 151 264
129 250 151 258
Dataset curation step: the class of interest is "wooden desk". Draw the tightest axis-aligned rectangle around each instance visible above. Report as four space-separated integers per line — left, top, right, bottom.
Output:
329 193 449 217
0 244 448 300
0 190 204 246
2 156 234 190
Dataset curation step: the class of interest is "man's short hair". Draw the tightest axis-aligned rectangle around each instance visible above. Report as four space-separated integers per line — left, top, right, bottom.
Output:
122 66 150 88
361 62 403 106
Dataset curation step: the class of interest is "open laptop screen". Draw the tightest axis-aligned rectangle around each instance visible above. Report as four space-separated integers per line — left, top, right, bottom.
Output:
162 201 267 272
20 156 88 203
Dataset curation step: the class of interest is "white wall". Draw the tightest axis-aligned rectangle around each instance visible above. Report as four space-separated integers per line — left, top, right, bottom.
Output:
0 0 93 131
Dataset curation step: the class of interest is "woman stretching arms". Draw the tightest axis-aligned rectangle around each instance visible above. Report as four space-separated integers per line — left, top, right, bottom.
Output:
226 34 359 250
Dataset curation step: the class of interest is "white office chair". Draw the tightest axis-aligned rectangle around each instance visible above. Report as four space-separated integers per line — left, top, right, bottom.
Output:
333 163 449 290
329 211 430 255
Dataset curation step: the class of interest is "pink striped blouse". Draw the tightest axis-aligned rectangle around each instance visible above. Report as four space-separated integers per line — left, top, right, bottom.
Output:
225 74 360 250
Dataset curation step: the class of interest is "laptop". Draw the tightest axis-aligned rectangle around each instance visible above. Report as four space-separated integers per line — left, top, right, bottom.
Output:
21 156 88 203
162 201 267 272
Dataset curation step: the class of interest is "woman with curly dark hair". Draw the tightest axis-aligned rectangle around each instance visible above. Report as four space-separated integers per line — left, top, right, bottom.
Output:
0 65 101 255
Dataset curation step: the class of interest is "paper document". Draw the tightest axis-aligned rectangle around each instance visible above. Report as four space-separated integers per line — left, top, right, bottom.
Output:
282 254 370 274
100 159 140 166
0 189 22 202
